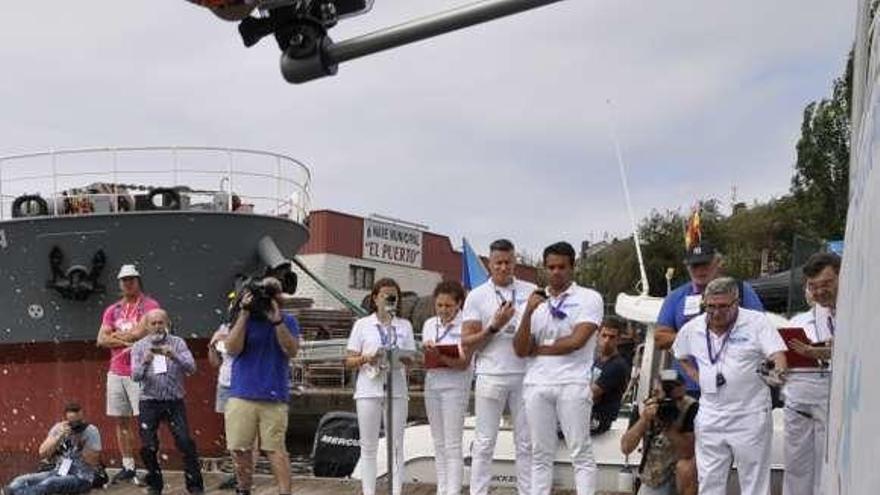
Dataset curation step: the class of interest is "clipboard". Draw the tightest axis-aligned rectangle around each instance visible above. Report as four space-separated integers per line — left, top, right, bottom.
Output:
778 327 821 369
424 344 461 369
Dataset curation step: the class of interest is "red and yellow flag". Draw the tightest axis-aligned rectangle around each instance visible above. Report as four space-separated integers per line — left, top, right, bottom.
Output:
684 206 702 251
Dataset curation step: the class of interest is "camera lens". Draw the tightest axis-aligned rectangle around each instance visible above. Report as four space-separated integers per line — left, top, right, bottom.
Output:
386 294 397 304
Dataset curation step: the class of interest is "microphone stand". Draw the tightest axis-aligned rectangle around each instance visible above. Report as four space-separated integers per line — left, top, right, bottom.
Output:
383 304 399 495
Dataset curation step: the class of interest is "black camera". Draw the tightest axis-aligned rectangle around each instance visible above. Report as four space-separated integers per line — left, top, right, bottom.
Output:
69 420 88 434
656 398 680 425
242 279 280 321
385 294 397 305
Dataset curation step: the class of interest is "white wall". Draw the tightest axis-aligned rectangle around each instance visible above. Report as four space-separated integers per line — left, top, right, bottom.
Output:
292 253 443 310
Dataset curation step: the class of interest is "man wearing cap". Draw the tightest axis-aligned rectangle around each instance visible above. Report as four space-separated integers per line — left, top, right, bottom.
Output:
655 242 764 399
96 264 161 484
782 252 840 495
620 370 698 495
672 277 787 495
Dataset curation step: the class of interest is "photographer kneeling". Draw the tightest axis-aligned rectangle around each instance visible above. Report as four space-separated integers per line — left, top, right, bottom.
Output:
620 370 698 495
5 402 102 495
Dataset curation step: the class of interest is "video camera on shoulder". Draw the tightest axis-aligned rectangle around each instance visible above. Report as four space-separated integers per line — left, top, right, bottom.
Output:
242 278 280 321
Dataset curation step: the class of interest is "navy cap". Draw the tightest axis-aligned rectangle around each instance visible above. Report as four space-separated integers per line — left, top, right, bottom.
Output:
684 241 717 265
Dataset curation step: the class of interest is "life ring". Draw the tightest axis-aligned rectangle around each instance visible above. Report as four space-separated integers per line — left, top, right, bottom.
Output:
147 188 182 211
11 194 49 218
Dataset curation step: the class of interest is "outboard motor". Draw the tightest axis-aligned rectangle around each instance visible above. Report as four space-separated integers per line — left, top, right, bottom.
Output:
311 411 360 477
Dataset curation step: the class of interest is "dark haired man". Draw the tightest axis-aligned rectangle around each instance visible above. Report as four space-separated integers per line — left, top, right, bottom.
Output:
515 241 603 495
96 264 161 484
462 239 536 495
5 403 102 495
590 316 631 435
782 251 840 495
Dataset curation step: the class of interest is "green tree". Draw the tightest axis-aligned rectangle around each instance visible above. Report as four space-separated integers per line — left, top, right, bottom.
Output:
790 52 853 240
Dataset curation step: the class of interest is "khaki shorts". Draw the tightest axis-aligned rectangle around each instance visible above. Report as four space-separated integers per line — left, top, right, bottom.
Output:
106 373 140 417
225 397 288 452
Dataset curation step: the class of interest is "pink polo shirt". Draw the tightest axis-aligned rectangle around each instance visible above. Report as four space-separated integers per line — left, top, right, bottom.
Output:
101 295 161 376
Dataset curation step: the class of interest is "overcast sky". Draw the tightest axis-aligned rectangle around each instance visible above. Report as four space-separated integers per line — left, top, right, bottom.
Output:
0 0 856 257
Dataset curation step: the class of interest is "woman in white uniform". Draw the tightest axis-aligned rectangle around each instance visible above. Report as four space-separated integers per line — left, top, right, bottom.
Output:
345 278 416 495
422 281 473 495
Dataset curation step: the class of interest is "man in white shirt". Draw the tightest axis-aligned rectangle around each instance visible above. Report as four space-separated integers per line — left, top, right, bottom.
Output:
672 277 787 495
462 239 536 495
783 252 840 495
514 241 602 495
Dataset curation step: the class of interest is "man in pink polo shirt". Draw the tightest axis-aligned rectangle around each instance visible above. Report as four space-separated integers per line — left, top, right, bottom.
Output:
96 264 160 484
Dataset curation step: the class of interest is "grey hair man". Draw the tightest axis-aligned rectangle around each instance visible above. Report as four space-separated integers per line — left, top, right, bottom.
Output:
672 277 787 495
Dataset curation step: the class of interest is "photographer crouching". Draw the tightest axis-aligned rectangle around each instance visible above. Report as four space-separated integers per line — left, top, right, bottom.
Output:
5 402 103 495
224 277 301 495
620 370 698 495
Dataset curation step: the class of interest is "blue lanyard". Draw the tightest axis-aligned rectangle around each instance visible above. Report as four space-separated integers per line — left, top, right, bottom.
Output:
548 293 569 319
375 323 395 347
493 284 516 306
705 325 732 365
435 315 458 343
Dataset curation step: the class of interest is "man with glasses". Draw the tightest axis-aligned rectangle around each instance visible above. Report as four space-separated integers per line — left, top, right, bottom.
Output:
655 242 764 399
462 239 536 495
782 252 840 495
672 277 787 495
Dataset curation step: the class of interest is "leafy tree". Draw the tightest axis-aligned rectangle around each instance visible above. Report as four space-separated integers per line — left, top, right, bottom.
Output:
790 52 852 240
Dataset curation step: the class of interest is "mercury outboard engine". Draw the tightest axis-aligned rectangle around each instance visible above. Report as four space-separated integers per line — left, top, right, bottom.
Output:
311 411 361 477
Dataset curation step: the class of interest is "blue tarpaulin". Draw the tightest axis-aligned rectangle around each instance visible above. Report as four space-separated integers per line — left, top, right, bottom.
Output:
461 238 489 290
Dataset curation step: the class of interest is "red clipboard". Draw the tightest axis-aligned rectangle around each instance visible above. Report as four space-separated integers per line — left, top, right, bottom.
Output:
424 344 461 369
778 327 821 369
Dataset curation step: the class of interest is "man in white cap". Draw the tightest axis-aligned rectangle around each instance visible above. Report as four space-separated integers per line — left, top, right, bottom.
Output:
96 264 161 484
672 277 787 495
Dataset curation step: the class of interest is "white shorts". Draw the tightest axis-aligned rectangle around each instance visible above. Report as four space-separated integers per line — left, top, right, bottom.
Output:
106 373 140 417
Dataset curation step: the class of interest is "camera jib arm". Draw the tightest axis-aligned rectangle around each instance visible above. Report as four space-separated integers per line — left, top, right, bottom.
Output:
237 0 566 84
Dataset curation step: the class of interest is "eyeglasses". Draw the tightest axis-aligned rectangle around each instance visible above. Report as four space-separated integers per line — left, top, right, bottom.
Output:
703 300 738 313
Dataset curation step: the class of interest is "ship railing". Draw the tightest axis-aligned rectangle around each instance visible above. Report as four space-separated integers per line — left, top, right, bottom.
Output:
0 147 312 223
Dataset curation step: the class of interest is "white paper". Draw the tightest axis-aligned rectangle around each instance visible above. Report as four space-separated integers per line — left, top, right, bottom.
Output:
151 354 168 374
215 341 227 354
699 366 718 394
57 458 73 476
542 338 556 346
684 295 702 316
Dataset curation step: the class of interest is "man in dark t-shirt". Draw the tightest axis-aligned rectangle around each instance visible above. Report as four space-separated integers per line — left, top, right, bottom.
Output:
590 316 631 435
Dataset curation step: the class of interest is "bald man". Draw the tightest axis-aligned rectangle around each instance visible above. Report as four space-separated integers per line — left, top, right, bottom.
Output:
131 310 204 495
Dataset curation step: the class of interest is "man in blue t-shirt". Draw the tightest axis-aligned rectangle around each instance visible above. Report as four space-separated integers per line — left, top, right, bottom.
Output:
654 242 764 397
225 277 301 495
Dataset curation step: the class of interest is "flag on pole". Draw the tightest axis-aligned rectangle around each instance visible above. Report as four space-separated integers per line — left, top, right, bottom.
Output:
684 205 702 251
461 238 489 290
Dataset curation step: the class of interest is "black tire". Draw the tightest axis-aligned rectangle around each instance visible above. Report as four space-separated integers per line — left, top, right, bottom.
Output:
11 194 49 217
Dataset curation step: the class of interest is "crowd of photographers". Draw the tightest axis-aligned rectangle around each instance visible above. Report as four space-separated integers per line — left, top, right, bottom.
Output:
3 237 838 495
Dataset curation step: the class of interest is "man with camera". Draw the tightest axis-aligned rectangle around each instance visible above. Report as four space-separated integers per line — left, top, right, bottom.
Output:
130 309 204 495
5 402 102 495
461 239 536 495
621 370 698 495
672 277 787 495
225 277 301 495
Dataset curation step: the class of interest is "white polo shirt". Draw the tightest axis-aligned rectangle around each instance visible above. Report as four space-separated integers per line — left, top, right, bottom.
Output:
672 308 786 417
422 313 473 393
782 308 832 406
462 278 537 376
523 283 603 386
347 313 416 400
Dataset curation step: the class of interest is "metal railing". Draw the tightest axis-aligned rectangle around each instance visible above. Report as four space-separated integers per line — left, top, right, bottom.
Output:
0 146 312 222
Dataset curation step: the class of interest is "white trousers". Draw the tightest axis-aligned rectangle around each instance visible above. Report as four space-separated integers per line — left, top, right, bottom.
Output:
523 384 596 495
425 388 470 495
695 409 772 495
470 374 531 495
357 397 409 495
783 402 827 495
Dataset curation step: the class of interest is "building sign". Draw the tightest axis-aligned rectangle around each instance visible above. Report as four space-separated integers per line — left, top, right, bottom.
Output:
363 219 423 268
